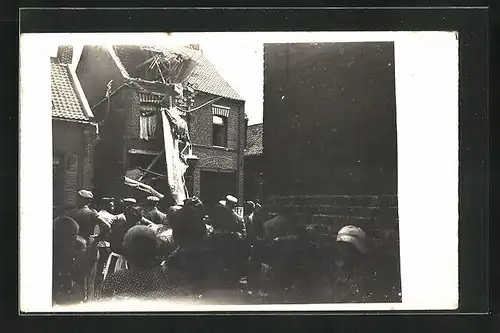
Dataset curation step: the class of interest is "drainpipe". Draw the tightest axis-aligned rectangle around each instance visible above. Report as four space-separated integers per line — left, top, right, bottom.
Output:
237 104 243 206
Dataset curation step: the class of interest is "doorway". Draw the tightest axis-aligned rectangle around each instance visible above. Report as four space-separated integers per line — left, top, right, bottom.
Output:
200 170 237 214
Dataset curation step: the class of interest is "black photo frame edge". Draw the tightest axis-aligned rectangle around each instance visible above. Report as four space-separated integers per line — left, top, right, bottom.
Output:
11 6 492 332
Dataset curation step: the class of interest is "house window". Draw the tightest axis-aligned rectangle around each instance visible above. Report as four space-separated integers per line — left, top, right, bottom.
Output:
139 103 160 140
213 115 228 147
212 105 230 148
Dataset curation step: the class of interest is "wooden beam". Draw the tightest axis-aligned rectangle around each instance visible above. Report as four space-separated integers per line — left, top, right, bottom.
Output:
138 150 165 182
138 167 167 179
136 52 156 69
128 149 160 156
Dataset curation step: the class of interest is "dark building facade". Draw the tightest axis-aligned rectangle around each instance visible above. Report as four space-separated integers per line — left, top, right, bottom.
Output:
51 46 97 216
75 44 245 210
244 123 264 203
263 42 400 255
263 41 401 301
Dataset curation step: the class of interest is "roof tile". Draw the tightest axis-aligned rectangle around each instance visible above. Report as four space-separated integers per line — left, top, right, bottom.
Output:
184 55 243 101
113 45 243 101
51 58 89 121
245 123 263 157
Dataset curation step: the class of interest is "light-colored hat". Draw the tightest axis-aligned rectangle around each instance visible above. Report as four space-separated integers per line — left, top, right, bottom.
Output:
102 197 114 201
122 198 137 204
147 196 160 202
336 225 369 254
225 195 238 204
218 200 227 206
245 200 255 207
78 190 93 199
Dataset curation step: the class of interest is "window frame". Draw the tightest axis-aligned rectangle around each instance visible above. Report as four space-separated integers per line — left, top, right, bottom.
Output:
212 114 228 148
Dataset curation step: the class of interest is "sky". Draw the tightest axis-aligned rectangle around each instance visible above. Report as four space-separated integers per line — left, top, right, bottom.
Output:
200 43 263 125
49 42 264 125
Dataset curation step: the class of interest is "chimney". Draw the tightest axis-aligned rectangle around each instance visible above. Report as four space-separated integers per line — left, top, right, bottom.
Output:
57 45 74 64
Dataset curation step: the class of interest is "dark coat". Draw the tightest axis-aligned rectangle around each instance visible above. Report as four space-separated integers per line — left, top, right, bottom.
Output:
145 207 168 226
108 214 154 255
67 205 108 241
53 236 98 305
211 204 245 235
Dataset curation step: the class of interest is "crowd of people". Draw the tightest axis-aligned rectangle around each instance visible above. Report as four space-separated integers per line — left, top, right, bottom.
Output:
52 189 400 306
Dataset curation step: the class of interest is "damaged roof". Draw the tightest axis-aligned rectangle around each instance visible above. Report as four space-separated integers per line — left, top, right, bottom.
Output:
51 57 92 121
112 45 243 101
245 123 263 157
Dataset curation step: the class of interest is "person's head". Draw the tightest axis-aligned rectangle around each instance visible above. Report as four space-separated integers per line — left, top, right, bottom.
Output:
124 205 144 225
211 202 234 231
146 196 160 208
335 225 368 268
244 201 256 216
53 216 79 249
123 225 159 268
122 197 137 210
172 204 207 247
183 197 205 221
225 195 238 209
101 197 115 213
76 189 93 207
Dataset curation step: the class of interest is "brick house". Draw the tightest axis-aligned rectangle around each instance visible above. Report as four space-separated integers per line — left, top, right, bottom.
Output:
75 44 245 211
51 46 97 217
244 123 264 203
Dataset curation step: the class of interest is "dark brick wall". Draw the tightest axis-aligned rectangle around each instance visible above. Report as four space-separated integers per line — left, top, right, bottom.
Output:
124 89 165 151
264 194 398 231
195 147 238 169
244 155 264 203
263 42 398 196
189 93 245 204
52 120 89 208
261 42 400 259
53 120 84 154
82 124 97 190
189 93 241 150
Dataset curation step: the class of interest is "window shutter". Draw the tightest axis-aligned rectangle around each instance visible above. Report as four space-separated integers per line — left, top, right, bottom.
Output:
63 153 79 207
212 105 230 118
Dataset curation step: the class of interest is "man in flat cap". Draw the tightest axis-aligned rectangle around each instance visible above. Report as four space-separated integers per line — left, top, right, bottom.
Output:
121 198 137 213
225 195 238 210
225 194 246 236
144 196 168 226
66 189 110 301
94 197 116 284
104 205 156 279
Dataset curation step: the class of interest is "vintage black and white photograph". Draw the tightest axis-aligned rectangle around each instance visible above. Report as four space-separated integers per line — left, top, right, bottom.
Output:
20 32 459 312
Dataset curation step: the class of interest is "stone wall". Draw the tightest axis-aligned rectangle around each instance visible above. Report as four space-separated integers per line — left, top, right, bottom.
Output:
264 194 398 233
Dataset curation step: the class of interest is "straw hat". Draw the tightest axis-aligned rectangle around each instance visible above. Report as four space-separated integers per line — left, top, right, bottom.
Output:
336 225 369 254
